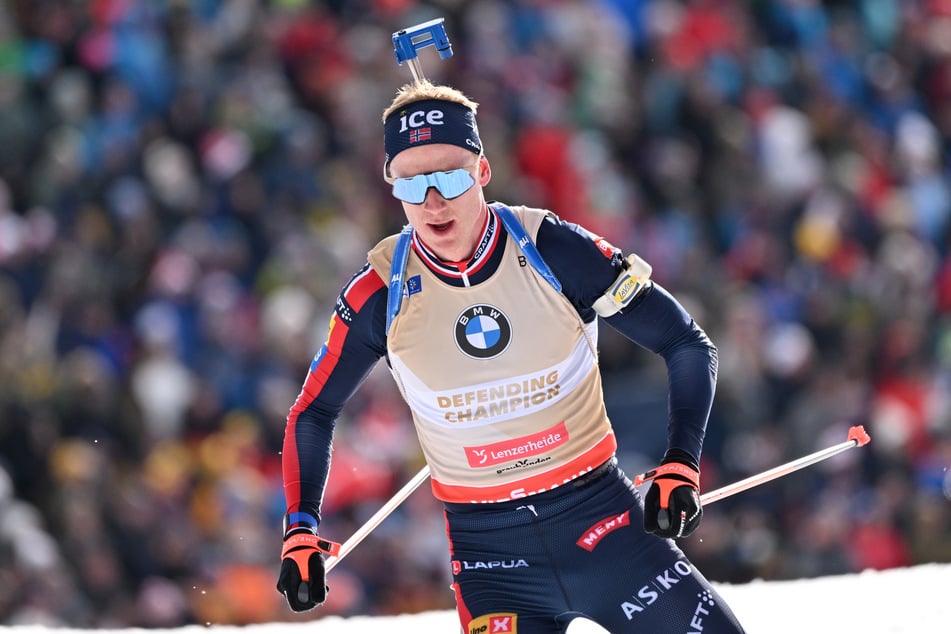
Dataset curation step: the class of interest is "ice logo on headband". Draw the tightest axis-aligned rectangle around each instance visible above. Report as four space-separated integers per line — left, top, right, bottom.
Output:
398 109 444 144
383 99 482 164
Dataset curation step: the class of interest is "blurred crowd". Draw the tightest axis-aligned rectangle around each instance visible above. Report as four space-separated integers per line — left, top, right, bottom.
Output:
1 0 950 627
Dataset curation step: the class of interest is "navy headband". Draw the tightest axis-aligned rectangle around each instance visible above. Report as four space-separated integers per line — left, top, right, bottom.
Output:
384 99 482 167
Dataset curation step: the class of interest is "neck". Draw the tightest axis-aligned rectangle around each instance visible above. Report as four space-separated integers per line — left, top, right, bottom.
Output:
423 204 490 264
412 206 499 280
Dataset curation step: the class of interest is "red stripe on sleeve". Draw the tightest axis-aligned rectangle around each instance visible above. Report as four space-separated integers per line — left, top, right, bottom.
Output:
343 267 385 311
286 316 348 423
283 316 350 507
282 265 384 513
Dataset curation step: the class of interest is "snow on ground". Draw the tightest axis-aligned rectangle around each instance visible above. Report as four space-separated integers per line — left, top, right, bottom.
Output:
10 563 950 633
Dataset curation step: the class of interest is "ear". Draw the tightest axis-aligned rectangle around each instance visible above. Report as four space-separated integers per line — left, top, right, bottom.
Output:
477 155 491 186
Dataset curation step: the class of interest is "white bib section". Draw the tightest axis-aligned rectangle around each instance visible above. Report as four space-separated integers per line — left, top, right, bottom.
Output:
389 321 598 430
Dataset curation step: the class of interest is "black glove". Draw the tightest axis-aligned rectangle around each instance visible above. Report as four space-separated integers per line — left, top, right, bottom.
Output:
635 451 702 539
276 529 338 611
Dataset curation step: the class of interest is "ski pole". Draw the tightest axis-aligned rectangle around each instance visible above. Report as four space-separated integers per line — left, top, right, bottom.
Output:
324 464 431 573
634 425 872 504
325 427 871 572
696 425 871 505
634 426 871 502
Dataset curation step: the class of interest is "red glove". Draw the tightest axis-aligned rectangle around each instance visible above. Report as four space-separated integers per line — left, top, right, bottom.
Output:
635 453 702 539
276 530 340 611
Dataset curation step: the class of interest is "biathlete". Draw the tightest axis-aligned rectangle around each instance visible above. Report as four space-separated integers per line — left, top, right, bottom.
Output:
276 80 747 633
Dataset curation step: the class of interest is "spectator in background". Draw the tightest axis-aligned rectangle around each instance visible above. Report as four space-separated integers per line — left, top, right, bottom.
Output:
1 0 950 626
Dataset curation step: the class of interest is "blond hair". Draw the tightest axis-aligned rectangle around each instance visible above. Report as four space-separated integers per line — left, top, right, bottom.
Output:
382 80 479 122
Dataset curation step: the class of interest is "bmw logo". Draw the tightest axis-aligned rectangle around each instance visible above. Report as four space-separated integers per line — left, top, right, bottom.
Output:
454 304 512 359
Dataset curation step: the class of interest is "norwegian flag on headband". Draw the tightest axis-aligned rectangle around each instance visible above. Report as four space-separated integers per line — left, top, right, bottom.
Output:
409 127 432 143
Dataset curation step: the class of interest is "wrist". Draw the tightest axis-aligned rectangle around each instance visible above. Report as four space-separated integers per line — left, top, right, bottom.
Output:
662 448 699 471
283 509 320 537
651 461 700 485
284 526 317 540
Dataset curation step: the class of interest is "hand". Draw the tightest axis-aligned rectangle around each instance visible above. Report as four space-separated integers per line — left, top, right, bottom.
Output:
635 452 702 539
276 530 339 611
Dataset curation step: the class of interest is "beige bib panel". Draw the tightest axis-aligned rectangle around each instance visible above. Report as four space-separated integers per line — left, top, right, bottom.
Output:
368 206 616 503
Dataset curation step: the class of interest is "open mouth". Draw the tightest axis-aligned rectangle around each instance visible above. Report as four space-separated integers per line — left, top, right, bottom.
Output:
430 221 453 232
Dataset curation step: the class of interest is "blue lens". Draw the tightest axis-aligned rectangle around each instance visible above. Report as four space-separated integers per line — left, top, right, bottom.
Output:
391 168 476 204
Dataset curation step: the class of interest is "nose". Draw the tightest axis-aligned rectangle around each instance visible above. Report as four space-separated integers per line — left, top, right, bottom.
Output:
422 186 447 206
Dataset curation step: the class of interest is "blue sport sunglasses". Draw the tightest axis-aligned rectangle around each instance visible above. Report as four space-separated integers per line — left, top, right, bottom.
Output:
391 167 476 204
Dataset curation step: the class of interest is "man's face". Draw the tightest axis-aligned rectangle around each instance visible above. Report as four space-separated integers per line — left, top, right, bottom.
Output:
388 143 491 263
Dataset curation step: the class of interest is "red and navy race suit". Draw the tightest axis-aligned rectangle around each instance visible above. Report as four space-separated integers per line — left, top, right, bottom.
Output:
282 207 745 633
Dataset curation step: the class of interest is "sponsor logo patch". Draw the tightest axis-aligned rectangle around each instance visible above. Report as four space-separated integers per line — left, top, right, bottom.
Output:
309 345 328 373
452 559 529 575
397 109 445 132
610 274 641 307
467 613 517 633
593 236 617 259
576 510 631 551
465 422 569 468
333 296 353 323
454 304 512 359
620 560 696 620
404 274 422 297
